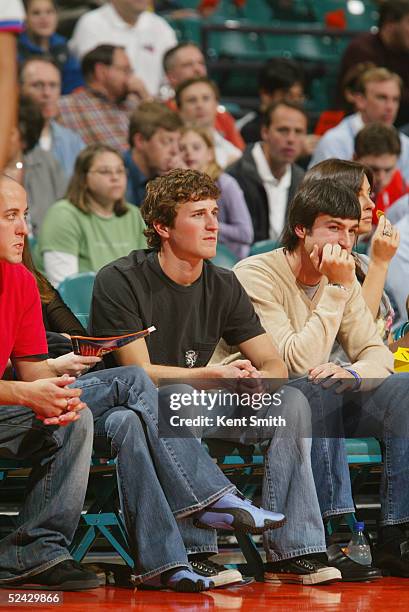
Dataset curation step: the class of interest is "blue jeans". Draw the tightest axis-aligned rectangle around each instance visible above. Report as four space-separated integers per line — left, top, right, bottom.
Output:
309 373 409 526
0 406 93 582
76 367 234 583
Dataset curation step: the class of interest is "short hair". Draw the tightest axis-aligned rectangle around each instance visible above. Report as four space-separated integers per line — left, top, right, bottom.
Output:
354 123 401 158
304 159 374 194
81 44 123 81
357 67 402 94
65 144 128 217
379 0 409 28
258 58 304 93
261 100 308 128
23 0 57 9
141 168 220 250
128 101 183 147
281 178 361 252
19 55 61 84
18 95 44 152
163 41 201 74
175 77 220 108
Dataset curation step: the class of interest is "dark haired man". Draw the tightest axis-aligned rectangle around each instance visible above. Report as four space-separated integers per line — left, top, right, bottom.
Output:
58 44 151 151
354 122 407 221
214 177 409 579
227 100 306 242
90 168 344 586
338 0 409 126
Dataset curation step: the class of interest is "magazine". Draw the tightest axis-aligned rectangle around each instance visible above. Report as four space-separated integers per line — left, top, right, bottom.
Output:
71 326 156 357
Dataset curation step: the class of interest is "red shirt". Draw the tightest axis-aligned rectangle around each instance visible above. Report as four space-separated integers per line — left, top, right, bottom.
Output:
373 169 409 225
0 262 48 377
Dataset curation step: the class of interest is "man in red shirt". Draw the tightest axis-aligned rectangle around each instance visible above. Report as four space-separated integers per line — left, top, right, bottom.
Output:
163 42 245 150
0 175 99 591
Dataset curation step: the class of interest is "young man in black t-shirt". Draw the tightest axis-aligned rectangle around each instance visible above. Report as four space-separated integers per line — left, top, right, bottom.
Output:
90 168 342 586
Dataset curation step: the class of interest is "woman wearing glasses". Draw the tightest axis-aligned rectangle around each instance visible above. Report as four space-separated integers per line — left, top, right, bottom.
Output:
38 143 147 287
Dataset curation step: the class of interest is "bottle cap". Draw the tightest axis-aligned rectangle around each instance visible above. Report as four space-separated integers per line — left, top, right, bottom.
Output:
354 521 365 531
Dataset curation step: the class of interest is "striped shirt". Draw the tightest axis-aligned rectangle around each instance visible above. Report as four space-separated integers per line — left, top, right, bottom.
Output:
0 0 25 33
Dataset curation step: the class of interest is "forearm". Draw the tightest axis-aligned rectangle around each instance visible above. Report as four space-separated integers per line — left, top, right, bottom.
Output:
43 251 79 288
0 380 32 407
361 259 389 320
258 358 288 380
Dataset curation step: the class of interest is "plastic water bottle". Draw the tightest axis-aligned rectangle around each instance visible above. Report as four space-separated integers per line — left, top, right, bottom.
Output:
345 521 372 565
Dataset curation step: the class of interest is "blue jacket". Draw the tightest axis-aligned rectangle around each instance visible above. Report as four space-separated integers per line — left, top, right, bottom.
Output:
18 31 84 94
124 150 148 207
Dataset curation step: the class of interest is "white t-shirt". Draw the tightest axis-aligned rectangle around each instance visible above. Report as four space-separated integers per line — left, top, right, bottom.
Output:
0 0 25 31
252 142 291 240
69 3 177 95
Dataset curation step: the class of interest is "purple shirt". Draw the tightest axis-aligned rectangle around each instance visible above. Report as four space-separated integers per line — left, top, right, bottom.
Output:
217 173 253 259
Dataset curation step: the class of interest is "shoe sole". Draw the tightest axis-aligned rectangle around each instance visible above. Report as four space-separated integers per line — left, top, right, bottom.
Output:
140 579 214 593
194 516 286 535
264 569 341 586
0 578 100 591
341 574 383 582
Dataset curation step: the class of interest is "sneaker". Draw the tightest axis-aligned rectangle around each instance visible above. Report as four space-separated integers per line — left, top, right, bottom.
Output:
373 539 409 578
194 493 286 534
139 568 214 592
0 560 100 591
326 544 383 582
264 555 342 585
190 558 243 587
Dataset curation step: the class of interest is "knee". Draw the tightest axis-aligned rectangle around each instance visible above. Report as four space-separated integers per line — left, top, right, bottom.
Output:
105 409 144 445
279 387 312 433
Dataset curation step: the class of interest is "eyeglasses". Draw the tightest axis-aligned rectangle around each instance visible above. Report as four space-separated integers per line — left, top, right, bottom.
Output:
110 64 133 76
88 167 126 177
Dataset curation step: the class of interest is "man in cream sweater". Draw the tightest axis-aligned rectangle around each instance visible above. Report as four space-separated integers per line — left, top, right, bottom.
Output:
213 178 409 580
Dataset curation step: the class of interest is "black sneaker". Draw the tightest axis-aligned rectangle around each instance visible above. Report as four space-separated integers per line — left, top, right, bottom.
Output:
190 558 243 587
0 560 100 591
264 555 341 585
373 539 409 578
326 544 383 582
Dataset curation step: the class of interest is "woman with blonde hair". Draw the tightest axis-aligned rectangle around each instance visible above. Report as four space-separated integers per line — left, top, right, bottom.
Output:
180 127 253 259
38 143 147 286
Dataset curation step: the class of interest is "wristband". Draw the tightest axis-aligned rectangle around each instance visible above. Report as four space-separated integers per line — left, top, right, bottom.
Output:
345 368 362 391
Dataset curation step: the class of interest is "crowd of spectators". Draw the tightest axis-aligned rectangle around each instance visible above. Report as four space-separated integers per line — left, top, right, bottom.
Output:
3 0 409 596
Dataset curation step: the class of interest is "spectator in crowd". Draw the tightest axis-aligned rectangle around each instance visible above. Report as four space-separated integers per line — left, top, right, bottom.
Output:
310 68 409 181
227 100 306 243
125 101 184 206
214 177 409 580
338 0 409 126
0 0 25 171
38 143 147 287
237 58 305 144
176 77 242 168
89 168 343 586
58 44 150 152
20 57 85 178
18 0 83 94
354 123 408 223
163 42 245 150
69 0 177 96
0 174 100 591
5 95 66 236
180 127 253 258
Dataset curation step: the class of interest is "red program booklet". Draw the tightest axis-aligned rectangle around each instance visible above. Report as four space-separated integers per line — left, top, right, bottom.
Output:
71 326 156 357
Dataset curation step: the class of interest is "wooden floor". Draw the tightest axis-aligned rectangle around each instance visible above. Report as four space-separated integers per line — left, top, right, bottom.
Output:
7 578 409 611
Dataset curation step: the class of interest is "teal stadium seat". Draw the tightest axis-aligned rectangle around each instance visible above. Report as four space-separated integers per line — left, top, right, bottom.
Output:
249 239 280 256
211 243 238 269
58 272 96 328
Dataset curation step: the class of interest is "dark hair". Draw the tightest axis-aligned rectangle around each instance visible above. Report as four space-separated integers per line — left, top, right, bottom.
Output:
128 101 183 147
258 58 304 93
19 54 61 84
355 123 401 158
261 100 307 128
18 95 44 152
23 0 57 9
379 0 409 28
141 168 220 250
281 178 361 252
22 236 56 304
304 159 374 194
175 77 220 108
66 144 128 216
163 41 201 73
81 44 123 81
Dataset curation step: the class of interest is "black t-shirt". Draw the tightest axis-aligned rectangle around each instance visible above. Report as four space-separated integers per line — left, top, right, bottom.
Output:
90 249 264 368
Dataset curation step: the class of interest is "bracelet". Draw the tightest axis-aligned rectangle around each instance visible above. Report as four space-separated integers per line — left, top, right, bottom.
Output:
345 368 362 391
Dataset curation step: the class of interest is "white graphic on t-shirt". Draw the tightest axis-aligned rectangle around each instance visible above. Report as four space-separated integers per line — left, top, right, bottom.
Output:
185 350 198 368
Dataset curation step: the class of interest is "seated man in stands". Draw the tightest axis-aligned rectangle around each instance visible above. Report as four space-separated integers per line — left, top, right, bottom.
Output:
215 178 409 579
20 57 84 178
310 67 409 182
163 42 244 150
58 44 151 151
227 100 306 243
89 167 345 586
354 122 408 223
175 77 242 168
125 101 184 206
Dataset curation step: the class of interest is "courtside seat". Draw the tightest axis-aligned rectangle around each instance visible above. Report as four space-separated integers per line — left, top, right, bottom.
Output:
58 272 96 328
